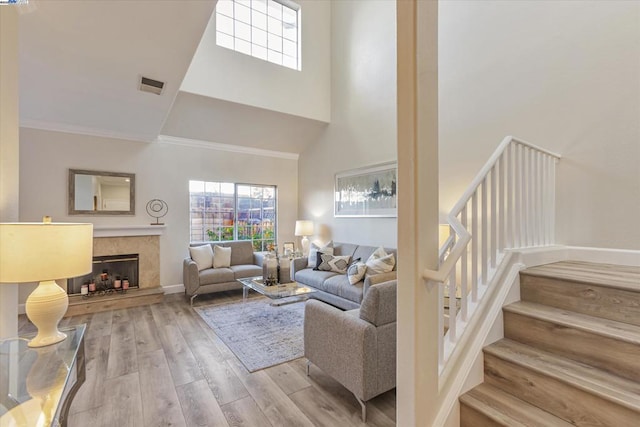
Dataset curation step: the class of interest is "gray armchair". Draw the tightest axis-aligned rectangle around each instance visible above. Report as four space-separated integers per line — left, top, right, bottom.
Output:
304 280 397 421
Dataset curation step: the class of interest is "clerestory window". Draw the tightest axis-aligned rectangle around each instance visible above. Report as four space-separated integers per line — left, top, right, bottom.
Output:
215 0 301 70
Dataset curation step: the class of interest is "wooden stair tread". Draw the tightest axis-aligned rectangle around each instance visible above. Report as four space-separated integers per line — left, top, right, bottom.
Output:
521 261 640 292
485 339 640 412
461 383 573 426
504 301 640 345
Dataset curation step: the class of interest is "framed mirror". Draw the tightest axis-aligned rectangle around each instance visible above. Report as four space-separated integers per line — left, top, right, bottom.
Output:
68 169 135 215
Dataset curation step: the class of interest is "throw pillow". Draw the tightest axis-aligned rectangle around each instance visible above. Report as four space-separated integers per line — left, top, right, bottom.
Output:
347 261 367 285
213 245 232 268
365 246 396 277
317 254 351 274
189 245 214 271
308 241 334 268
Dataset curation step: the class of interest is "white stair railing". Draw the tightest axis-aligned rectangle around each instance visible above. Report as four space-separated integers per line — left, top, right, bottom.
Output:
424 136 561 372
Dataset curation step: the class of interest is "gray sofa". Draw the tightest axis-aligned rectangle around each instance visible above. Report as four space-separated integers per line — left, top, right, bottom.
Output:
304 279 397 421
183 241 264 304
290 242 397 310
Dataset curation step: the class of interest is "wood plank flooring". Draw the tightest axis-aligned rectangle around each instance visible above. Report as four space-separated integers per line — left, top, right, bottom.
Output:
18 290 396 427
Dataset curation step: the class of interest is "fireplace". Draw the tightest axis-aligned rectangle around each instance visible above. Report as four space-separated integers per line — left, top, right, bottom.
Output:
67 253 139 295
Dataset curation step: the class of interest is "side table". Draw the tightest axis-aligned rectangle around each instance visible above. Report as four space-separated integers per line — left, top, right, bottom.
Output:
0 324 86 427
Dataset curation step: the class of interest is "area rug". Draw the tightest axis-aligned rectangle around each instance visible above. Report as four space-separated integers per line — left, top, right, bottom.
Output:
194 297 305 372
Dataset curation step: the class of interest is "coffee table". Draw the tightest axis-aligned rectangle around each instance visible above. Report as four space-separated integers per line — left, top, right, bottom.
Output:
236 276 316 306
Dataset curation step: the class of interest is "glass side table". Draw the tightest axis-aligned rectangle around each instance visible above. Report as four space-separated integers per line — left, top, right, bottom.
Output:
0 324 86 427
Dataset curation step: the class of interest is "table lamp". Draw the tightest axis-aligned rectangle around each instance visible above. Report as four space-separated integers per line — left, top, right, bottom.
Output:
0 218 93 347
294 220 314 256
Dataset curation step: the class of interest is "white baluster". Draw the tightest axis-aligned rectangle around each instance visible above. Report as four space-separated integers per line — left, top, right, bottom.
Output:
506 143 514 248
481 179 488 285
471 191 478 301
491 166 497 268
498 152 505 252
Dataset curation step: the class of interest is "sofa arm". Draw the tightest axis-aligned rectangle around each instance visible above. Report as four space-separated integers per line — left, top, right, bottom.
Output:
363 271 397 295
183 258 200 296
304 300 377 401
253 251 266 267
290 256 309 280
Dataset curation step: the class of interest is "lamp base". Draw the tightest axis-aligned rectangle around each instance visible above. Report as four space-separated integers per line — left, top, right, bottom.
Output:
25 280 68 347
301 236 310 256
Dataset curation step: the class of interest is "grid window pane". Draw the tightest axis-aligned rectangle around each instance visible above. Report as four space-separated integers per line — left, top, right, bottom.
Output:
283 54 297 69
217 0 234 17
252 10 267 31
267 16 282 36
283 38 296 57
252 44 267 60
235 38 251 55
217 13 234 35
252 0 267 14
215 0 300 70
268 49 283 65
252 28 267 47
234 2 251 23
268 33 282 52
235 21 251 42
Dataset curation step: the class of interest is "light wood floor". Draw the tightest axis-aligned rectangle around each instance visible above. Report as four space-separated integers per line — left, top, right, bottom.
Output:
18 291 396 427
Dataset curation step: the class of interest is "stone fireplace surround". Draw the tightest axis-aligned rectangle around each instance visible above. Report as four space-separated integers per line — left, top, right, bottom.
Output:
65 225 165 316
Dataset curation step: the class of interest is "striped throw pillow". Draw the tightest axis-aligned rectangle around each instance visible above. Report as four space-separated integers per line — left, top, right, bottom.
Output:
365 247 395 278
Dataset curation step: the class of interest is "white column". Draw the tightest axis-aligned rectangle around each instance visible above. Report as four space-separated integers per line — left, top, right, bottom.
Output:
0 6 20 339
397 1 440 425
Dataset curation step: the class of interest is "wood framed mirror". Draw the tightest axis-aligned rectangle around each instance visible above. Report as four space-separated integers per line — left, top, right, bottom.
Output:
68 169 135 215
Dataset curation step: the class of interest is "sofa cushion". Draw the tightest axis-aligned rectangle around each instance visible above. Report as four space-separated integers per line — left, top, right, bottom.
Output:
360 280 397 326
347 260 367 285
308 241 334 268
213 245 232 268
295 268 338 290
333 242 358 258
230 264 262 279
365 247 396 277
317 254 351 274
353 245 397 271
189 245 214 271
199 267 235 285
323 274 364 304
227 241 255 265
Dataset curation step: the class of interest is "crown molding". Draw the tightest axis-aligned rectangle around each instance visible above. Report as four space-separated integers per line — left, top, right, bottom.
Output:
156 135 299 160
20 119 156 143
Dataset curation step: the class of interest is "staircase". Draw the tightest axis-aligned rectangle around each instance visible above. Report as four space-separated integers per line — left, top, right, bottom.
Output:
460 260 640 426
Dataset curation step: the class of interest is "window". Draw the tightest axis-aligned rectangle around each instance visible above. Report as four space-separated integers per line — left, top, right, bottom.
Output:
189 181 277 251
215 0 301 70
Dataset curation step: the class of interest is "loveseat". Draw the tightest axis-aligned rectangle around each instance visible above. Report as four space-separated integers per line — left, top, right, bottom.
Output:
183 241 264 305
304 279 397 421
291 242 397 310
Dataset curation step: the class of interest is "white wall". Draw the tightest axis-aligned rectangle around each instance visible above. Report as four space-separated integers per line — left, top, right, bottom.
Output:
439 0 640 250
181 0 330 123
19 128 299 303
297 0 397 247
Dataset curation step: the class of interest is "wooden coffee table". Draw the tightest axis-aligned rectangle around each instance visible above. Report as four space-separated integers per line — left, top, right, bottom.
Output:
236 276 316 306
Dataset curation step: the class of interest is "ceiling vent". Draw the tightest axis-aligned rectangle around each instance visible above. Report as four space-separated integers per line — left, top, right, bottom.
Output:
139 76 165 95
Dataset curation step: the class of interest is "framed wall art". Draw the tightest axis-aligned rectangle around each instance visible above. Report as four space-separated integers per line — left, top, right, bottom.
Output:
334 161 397 217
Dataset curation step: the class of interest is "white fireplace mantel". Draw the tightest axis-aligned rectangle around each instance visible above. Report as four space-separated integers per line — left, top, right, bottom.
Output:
93 225 166 238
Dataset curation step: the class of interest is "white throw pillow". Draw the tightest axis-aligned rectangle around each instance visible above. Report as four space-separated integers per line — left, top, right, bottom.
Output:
347 261 367 285
308 241 334 268
189 245 214 271
317 254 351 274
213 245 232 268
365 247 396 277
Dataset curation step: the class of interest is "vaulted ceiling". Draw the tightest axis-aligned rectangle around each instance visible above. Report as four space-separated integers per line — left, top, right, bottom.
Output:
18 0 325 153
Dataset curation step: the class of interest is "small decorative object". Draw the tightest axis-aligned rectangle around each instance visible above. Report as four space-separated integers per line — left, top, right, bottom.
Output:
89 281 96 292
263 253 278 286
81 284 89 295
146 199 168 225
283 242 294 258
114 277 121 289
122 277 129 290
100 270 108 282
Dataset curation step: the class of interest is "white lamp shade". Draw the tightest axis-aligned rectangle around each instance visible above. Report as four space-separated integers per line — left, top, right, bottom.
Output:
294 220 314 237
0 222 93 283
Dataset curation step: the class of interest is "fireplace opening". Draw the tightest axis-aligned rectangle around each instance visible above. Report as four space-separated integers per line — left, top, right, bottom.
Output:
68 253 139 295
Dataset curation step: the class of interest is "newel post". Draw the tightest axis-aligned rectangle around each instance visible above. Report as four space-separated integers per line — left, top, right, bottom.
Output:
396 0 440 426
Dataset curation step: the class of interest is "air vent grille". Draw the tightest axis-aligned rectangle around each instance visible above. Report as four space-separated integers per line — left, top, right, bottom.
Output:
139 76 164 95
